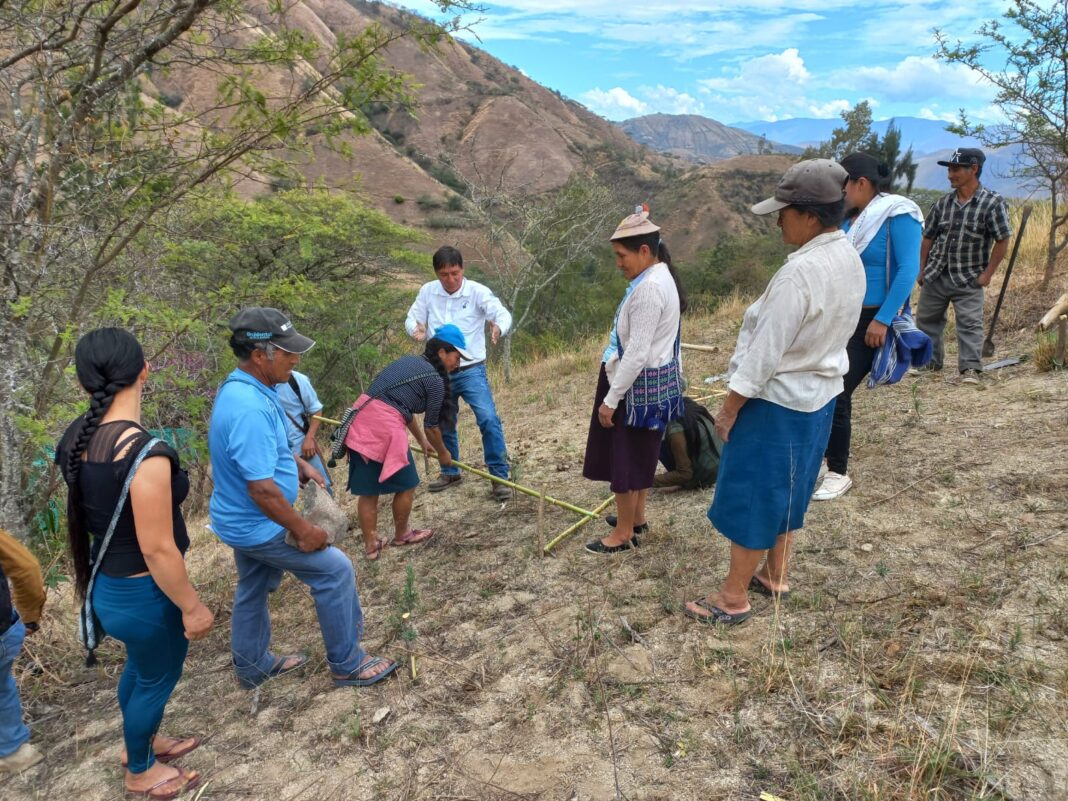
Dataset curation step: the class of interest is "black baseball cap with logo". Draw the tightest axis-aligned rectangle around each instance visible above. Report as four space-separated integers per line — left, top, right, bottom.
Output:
228 307 315 354
937 147 985 168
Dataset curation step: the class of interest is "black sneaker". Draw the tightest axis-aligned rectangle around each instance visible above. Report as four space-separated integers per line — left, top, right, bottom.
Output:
605 515 649 534
584 535 640 555
492 483 511 502
428 473 463 492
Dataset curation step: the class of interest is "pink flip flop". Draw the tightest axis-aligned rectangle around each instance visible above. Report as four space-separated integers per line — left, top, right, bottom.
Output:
392 528 433 546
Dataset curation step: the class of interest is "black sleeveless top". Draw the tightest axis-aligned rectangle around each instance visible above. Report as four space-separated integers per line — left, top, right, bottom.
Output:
56 420 190 577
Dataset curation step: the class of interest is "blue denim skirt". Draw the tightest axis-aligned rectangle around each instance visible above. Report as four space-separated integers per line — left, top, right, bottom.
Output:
346 449 419 496
708 397 834 550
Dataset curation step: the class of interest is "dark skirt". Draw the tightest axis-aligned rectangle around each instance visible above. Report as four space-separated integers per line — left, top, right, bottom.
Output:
582 364 663 493
346 448 419 496
707 397 834 550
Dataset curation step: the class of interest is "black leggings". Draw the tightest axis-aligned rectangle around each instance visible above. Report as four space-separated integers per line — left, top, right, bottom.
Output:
825 307 879 475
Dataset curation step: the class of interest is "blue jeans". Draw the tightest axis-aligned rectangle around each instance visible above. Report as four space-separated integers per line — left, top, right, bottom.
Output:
92 573 189 774
230 531 366 685
442 363 510 479
0 616 29 758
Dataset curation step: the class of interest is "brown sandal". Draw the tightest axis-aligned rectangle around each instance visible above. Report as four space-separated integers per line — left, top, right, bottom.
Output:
364 537 388 561
121 735 202 768
126 765 201 800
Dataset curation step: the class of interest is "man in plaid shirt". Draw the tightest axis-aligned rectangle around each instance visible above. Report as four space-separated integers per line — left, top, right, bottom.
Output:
916 147 1012 384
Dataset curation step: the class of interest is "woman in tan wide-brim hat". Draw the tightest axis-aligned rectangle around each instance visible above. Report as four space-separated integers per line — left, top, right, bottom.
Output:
581 207 688 555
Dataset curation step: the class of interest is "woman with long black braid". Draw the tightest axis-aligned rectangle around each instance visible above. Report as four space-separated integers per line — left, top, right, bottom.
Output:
56 328 212 800
343 325 464 559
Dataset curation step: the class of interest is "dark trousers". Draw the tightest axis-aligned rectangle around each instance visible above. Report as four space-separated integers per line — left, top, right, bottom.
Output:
825 307 879 475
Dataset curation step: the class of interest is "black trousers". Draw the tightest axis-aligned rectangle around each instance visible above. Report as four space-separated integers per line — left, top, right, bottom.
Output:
825 307 879 475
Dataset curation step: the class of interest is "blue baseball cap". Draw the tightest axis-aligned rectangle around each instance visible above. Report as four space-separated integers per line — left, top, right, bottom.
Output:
431 324 474 361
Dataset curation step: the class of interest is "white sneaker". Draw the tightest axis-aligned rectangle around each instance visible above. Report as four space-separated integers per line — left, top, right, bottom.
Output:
813 471 852 501
0 742 43 774
817 459 828 485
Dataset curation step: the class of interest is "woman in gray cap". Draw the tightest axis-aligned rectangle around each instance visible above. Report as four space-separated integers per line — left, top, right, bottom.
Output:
685 160 865 625
582 207 687 554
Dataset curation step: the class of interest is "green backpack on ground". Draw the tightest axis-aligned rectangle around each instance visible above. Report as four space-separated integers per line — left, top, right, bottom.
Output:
683 398 722 489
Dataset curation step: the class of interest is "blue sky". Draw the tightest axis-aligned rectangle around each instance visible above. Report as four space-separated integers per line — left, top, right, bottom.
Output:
397 0 1012 124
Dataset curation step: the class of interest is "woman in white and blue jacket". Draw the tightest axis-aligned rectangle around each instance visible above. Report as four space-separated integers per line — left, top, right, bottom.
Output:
812 152 923 501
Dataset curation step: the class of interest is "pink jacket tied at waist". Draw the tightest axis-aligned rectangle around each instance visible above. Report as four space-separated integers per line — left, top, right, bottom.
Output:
343 395 411 482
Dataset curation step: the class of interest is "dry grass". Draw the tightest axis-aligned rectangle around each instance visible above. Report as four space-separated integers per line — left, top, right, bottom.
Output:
5 298 1067 800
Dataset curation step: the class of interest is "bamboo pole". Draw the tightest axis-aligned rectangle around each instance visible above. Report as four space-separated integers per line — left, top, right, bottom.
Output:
687 391 727 403
543 496 615 555
312 415 601 520
680 342 719 353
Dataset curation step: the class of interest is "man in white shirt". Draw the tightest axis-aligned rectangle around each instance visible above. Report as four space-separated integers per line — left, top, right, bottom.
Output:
405 246 513 501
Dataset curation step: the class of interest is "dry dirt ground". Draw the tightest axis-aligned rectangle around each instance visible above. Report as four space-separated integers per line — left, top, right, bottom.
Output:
5 307 1067 801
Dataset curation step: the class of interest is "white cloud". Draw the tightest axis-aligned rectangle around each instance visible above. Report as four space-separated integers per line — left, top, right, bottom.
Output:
696 49 817 120
579 87 649 119
846 56 995 103
641 85 704 115
700 48 810 93
808 99 851 117
919 106 957 122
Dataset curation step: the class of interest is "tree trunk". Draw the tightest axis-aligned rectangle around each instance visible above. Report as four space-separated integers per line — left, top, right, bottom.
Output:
1046 188 1059 290
502 334 513 384
0 316 32 540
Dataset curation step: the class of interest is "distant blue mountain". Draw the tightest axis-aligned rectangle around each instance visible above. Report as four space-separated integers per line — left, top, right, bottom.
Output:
732 116 983 156
732 116 1037 197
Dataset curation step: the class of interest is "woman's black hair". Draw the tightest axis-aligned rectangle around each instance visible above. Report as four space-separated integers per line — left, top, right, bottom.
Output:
423 338 458 429
63 328 146 598
789 199 846 230
840 152 892 192
612 230 689 313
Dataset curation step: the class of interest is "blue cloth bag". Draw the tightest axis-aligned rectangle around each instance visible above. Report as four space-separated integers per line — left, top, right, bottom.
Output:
867 301 932 387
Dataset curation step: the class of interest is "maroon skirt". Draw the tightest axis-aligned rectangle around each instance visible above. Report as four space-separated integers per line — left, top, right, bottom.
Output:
582 364 663 493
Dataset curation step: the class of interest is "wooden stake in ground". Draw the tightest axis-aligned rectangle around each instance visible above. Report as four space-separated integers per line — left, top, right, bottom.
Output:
1056 315 1067 367
536 489 545 556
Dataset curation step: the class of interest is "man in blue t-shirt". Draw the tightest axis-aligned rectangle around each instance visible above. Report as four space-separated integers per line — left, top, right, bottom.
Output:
209 307 397 689
275 370 333 496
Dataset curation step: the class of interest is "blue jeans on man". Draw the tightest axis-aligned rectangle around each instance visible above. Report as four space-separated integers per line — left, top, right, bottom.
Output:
230 531 366 686
441 363 509 479
0 617 29 758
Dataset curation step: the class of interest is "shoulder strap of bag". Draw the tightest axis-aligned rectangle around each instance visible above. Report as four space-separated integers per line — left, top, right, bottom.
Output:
80 436 160 665
329 369 439 464
287 375 305 410
285 376 310 434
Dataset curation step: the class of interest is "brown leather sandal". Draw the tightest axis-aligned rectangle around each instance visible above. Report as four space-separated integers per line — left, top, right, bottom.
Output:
126 765 201 800
364 537 388 561
121 736 202 768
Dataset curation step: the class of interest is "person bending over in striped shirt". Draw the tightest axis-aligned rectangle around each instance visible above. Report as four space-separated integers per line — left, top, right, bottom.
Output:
342 325 465 560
